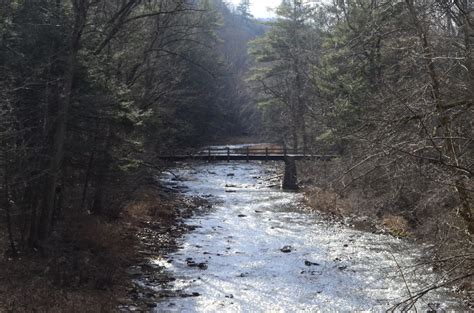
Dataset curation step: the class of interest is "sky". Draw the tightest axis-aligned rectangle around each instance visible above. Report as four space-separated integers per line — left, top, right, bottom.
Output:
228 0 279 18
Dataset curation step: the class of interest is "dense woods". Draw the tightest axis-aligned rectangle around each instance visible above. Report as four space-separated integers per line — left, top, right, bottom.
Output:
1 0 262 251
0 0 472 310
250 0 472 235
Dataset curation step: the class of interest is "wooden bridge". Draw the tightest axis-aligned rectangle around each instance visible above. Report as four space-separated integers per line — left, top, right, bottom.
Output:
158 147 335 162
158 147 336 190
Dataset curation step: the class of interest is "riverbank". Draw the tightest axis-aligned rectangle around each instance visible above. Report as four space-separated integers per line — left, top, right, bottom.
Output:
298 159 473 308
0 175 209 312
119 185 212 311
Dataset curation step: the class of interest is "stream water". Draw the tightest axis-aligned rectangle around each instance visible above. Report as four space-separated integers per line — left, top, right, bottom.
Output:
148 159 463 312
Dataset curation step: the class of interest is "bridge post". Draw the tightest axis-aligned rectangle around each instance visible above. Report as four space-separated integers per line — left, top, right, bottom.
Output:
208 147 211 163
265 147 268 162
282 157 298 190
227 147 230 162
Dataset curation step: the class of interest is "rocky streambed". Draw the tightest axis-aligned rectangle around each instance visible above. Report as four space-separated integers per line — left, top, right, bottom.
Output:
125 158 465 312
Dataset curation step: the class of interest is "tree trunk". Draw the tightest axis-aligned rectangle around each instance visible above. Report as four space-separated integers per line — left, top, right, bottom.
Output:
36 1 88 242
456 178 474 234
81 138 97 210
291 116 299 151
2 139 16 255
91 127 113 215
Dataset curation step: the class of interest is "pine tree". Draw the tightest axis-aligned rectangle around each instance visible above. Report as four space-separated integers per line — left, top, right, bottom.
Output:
249 0 315 150
237 0 252 21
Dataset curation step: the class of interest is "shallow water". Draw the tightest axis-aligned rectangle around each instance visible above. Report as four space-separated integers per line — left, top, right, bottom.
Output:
151 160 462 312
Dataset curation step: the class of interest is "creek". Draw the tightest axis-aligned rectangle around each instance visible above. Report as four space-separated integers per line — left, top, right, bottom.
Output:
144 157 461 312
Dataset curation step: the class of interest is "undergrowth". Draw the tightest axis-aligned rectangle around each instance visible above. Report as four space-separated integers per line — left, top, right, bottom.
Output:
0 187 169 312
299 158 473 308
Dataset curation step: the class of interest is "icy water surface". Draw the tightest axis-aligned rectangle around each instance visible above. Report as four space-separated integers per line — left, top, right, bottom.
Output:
153 161 462 312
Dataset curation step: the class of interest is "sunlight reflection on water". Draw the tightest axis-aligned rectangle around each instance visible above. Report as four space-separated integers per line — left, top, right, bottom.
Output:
151 161 462 312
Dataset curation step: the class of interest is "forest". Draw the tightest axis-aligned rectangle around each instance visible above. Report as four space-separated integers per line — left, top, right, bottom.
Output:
0 0 472 311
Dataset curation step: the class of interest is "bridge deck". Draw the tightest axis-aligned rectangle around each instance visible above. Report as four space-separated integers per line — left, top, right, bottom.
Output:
158 147 335 162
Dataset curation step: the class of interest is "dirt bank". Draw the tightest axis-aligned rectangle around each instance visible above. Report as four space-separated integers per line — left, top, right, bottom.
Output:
119 185 212 312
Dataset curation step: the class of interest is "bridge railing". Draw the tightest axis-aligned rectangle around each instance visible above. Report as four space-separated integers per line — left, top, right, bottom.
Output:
157 146 337 161
195 147 311 157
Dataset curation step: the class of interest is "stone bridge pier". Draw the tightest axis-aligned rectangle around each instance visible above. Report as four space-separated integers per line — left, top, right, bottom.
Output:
282 157 298 190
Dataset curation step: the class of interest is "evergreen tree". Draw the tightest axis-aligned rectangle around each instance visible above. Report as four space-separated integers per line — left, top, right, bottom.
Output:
249 0 315 150
237 0 253 21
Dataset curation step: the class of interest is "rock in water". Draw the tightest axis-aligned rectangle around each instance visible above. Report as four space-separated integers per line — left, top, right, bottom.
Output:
280 245 292 253
197 263 208 270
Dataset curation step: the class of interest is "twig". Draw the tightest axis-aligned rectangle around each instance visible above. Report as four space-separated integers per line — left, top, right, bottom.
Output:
390 252 417 313
388 273 474 311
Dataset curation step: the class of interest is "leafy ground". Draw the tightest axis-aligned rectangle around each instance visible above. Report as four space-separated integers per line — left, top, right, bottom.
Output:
0 183 207 312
